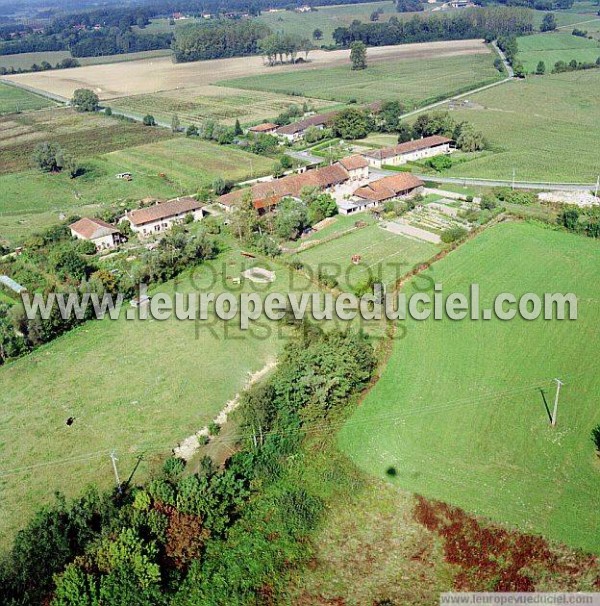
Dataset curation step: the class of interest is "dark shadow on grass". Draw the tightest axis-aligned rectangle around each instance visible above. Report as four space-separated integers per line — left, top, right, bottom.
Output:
386 466 397 477
124 454 144 489
539 388 552 423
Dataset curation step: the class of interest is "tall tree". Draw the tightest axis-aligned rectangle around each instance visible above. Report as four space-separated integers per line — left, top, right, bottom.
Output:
350 41 367 70
71 89 99 112
171 114 180 133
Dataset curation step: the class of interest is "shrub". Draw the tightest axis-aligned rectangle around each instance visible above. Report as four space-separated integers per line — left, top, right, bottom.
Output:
441 226 468 243
208 422 221 436
426 155 453 172
143 114 156 126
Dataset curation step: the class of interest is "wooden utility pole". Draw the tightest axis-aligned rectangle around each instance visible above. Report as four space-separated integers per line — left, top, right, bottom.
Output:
551 378 564 427
110 451 122 493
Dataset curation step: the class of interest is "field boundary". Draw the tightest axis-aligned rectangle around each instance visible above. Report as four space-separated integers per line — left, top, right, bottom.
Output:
0 77 67 104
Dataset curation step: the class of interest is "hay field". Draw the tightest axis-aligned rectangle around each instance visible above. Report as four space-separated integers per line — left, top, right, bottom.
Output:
3 39 490 101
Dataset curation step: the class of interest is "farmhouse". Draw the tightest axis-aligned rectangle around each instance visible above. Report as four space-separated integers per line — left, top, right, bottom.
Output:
275 111 338 142
121 196 206 238
218 162 353 213
248 123 278 135
361 136 453 169
338 155 369 180
338 173 424 215
69 217 122 250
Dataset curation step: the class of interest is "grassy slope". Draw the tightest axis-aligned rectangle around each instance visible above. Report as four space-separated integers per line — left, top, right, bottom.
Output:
221 53 502 107
0 138 273 245
0 247 313 545
442 70 600 183
296 223 439 292
339 222 600 553
0 82 55 115
517 32 600 72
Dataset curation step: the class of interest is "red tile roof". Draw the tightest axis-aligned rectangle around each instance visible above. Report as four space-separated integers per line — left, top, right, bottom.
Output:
249 122 278 133
218 164 350 209
339 155 369 171
69 217 120 240
125 197 204 226
275 111 338 136
362 135 452 161
353 174 424 202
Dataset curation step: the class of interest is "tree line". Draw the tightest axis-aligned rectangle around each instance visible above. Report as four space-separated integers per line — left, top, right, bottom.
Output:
0 320 376 605
173 20 270 62
332 6 534 47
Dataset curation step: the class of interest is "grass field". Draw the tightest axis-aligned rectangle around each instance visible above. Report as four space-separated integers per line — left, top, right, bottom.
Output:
109 86 337 127
339 222 600 553
0 82 55 115
439 70 600 183
517 32 600 72
295 222 439 292
0 138 273 244
0 51 72 71
0 246 315 545
0 107 172 174
221 52 502 106
0 50 173 72
257 1 417 46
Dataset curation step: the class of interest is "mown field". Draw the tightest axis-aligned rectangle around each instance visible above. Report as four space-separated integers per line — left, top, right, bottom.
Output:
0 107 172 174
109 86 337 127
221 52 502 106
339 222 600 553
257 1 417 46
0 246 315 545
517 31 600 72
0 138 273 244
441 70 600 183
0 82 55 115
295 222 439 292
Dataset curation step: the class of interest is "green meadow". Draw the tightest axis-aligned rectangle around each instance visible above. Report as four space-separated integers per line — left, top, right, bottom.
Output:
339 222 600 553
441 70 600 183
0 82 55 115
222 52 502 107
517 32 600 72
0 138 272 245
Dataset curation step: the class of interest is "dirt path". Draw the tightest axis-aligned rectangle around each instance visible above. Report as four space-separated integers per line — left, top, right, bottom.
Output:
173 359 277 461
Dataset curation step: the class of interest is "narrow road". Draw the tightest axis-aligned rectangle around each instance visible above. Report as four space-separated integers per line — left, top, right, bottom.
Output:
400 42 513 119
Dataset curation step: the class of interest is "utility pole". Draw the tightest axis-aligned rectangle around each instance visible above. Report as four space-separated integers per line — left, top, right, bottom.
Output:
110 451 122 493
551 378 564 427
595 175 599 199
512 167 516 190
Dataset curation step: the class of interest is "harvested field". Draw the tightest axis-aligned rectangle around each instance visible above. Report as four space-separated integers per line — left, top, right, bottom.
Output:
4 40 491 101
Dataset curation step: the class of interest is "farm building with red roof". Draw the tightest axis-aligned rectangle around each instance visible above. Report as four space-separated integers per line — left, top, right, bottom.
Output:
360 136 453 168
